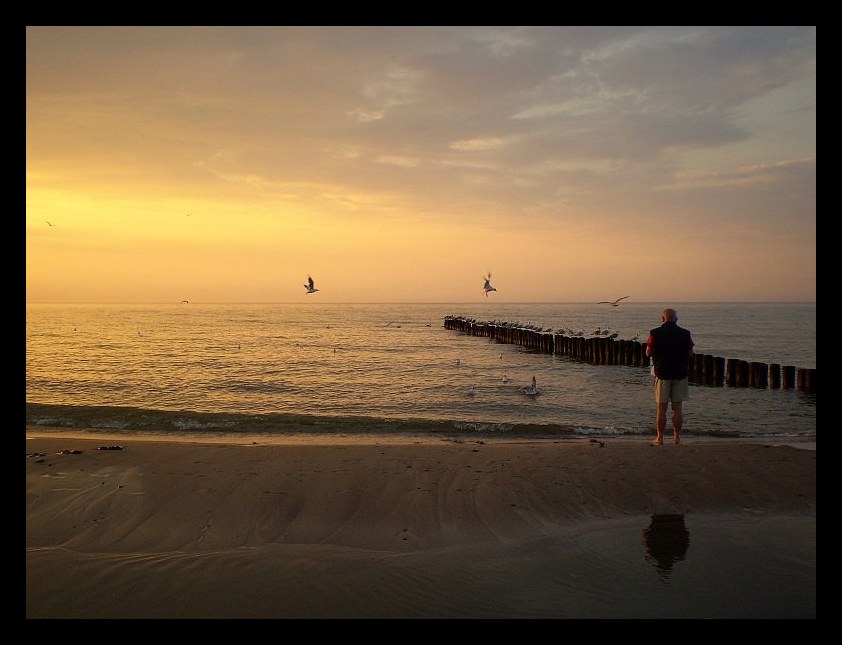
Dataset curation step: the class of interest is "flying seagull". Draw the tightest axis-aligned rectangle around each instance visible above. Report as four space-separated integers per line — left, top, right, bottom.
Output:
483 273 497 297
304 275 319 294
598 295 630 306
45 221 55 227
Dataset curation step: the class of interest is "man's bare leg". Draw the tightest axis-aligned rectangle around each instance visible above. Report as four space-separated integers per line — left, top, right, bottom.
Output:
671 402 684 444
653 402 668 445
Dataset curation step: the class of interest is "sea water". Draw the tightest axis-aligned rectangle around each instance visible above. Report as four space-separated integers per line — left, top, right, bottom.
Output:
25 302 816 441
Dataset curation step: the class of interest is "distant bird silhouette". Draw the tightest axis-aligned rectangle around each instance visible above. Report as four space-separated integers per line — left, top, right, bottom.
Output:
45 221 54 227
598 295 630 306
304 275 319 294
483 273 497 297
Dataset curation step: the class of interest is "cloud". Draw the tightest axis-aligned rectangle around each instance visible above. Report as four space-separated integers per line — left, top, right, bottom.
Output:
449 137 511 152
26 26 816 302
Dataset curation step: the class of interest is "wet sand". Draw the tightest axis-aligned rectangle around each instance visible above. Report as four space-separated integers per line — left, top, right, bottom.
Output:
26 432 816 618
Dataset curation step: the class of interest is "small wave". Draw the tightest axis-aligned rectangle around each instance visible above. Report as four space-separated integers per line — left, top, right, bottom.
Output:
25 402 812 441
453 422 515 433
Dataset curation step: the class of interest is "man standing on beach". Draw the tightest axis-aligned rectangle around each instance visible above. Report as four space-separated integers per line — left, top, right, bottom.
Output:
646 308 694 445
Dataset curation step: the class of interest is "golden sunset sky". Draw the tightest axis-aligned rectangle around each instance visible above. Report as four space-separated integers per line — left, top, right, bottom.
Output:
26 26 816 303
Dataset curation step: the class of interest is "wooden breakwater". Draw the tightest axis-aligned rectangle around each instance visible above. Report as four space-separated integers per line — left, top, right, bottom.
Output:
443 316 816 393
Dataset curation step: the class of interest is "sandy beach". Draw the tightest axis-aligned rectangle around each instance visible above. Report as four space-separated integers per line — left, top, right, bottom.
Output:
26 431 816 619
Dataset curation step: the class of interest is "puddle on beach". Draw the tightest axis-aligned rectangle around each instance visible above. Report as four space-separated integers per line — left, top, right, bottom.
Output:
26 513 815 619
343 513 816 619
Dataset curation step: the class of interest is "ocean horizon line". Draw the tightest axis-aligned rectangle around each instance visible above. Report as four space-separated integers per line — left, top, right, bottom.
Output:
26 300 818 306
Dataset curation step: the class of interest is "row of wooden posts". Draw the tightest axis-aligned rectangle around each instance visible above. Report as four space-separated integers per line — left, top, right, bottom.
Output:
443 316 816 393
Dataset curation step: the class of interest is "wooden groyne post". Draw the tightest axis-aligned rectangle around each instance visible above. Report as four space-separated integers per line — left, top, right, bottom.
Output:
443 316 815 393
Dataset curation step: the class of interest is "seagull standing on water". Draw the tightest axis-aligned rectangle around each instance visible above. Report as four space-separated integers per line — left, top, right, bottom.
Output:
520 375 540 396
304 275 319 294
598 295 630 306
483 273 497 297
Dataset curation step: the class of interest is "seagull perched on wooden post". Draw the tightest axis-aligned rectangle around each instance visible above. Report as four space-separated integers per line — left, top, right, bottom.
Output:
598 295 630 306
304 275 319 294
483 273 497 297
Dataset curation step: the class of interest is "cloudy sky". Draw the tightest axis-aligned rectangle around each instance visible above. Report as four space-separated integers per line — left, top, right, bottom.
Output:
25 26 816 303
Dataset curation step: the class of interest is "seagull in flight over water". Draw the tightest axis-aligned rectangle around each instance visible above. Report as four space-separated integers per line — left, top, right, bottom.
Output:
598 295 630 306
304 275 319 294
483 273 497 297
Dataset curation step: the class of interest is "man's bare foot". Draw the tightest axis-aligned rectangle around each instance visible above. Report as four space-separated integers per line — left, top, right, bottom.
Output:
650 440 663 446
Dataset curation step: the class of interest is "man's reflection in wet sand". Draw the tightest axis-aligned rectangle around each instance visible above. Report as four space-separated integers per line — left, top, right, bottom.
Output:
642 514 690 580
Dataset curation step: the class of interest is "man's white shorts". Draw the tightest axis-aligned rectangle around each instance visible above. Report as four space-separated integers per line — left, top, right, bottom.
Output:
654 378 690 404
